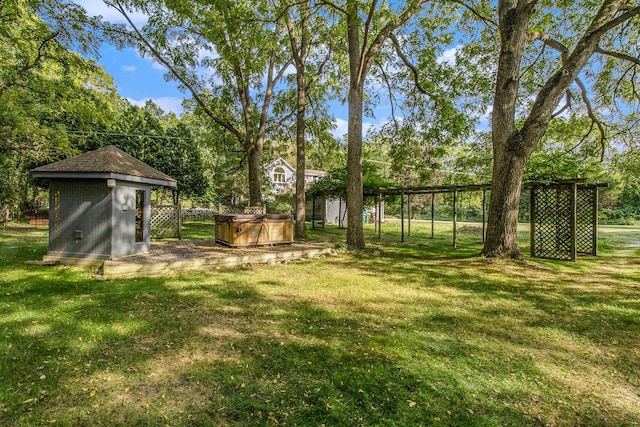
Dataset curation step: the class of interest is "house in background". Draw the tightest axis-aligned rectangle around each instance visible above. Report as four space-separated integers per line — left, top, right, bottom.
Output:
32 145 176 265
264 158 297 194
264 157 382 226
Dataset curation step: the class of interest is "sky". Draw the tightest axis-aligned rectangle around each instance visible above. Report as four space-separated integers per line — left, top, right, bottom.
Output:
76 1 468 140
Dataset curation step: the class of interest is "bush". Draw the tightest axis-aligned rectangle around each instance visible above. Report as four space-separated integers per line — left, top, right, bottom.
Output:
266 199 293 215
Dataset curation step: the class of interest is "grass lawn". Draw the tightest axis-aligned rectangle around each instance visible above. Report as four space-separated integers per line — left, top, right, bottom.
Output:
1 221 639 426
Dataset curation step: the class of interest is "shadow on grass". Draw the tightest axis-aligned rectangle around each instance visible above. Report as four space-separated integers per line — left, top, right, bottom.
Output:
1 225 639 425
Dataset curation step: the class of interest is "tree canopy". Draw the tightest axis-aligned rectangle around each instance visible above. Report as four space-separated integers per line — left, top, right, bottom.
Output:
3 0 639 251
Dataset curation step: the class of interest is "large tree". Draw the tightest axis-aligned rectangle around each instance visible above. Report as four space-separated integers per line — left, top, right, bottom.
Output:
322 0 430 248
103 0 294 205
1 0 118 214
282 0 334 238
482 0 640 258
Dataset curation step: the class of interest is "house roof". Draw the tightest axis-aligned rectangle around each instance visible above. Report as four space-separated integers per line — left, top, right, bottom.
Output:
264 157 296 174
32 145 177 187
304 169 327 177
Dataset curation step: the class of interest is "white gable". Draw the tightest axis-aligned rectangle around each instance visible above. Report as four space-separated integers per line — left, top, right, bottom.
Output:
265 157 295 176
264 157 328 195
264 157 296 192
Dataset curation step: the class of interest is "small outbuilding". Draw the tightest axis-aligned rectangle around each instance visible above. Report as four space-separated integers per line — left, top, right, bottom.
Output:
32 145 176 265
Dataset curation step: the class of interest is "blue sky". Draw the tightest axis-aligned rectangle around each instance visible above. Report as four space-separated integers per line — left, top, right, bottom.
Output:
77 1 471 139
97 44 186 115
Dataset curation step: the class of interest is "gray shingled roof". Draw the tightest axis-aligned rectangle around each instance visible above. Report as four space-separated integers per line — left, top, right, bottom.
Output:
32 145 177 187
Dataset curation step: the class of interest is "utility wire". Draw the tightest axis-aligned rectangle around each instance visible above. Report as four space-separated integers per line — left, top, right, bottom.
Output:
66 130 192 140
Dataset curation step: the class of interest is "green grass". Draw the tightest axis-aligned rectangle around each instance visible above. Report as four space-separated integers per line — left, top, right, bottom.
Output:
1 221 639 426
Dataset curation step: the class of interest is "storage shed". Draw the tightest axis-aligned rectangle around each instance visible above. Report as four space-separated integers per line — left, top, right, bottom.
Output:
32 145 176 264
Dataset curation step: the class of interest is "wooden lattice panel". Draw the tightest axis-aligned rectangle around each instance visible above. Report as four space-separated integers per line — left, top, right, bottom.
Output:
218 204 237 214
243 205 266 215
577 187 597 255
531 184 575 261
151 205 181 239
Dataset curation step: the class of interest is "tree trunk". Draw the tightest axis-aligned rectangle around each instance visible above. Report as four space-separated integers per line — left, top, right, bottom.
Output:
482 132 528 258
294 71 307 238
247 144 263 205
346 81 365 249
346 4 365 250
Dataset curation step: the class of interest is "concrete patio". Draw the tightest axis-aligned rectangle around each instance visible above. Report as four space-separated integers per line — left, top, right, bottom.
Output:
99 240 335 278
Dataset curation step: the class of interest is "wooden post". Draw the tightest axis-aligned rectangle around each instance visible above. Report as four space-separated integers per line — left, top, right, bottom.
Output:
482 189 486 243
312 193 317 229
431 193 435 239
570 183 577 261
530 186 536 258
408 193 412 237
178 203 182 240
378 193 382 240
593 186 599 256
374 194 378 233
401 192 405 243
453 189 457 249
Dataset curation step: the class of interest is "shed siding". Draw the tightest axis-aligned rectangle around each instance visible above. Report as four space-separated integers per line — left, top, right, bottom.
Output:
111 183 150 258
49 179 112 259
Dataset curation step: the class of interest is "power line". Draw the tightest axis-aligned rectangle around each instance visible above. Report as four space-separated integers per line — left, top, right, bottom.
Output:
66 130 191 140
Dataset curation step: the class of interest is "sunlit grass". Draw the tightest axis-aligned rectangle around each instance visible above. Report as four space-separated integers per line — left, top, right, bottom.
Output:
1 221 639 425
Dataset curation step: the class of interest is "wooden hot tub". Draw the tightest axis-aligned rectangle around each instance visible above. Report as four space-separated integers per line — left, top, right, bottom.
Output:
215 214 294 247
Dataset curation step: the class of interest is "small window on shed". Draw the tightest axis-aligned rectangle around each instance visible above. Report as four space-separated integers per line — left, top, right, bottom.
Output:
135 190 145 242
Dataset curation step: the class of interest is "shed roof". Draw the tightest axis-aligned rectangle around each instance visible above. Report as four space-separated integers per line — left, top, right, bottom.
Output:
32 145 177 187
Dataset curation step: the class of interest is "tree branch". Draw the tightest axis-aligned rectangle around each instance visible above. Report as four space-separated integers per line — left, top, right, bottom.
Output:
305 41 333 93
595 46 640 66
109 0 244 143
259 20 294 140
266 111 297 133
388 32 430 96
449 0 497 28
361 0 379 74
0 31 58 97
575 76 606 159
596 5 640 34
551 90 572 119
375 59 400 133
528 30 568 61
362 0 430 80
317 0 349 16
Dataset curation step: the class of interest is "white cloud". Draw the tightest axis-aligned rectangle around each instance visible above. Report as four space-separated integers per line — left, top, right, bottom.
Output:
132 49 167 71
122 65 136 72
150 60 167 71
329 118 380 140
476 105 492 131
363 121 376 135
126 97 184 115
74 1 148 26
437 45 461 65
330 118 348 140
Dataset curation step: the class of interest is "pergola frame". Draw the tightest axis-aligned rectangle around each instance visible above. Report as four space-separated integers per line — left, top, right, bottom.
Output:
308 180 605 258
369 183 493 249
369 180 605 258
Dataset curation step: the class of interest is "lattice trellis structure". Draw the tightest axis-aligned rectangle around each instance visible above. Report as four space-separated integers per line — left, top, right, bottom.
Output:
243 205 266 215
531 184 575 260
577 186 598 255
530 183 599 261
151 205 181 239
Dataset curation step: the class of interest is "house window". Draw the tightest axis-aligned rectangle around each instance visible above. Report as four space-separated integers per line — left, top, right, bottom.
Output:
273 167 286 183
135 190 145 242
